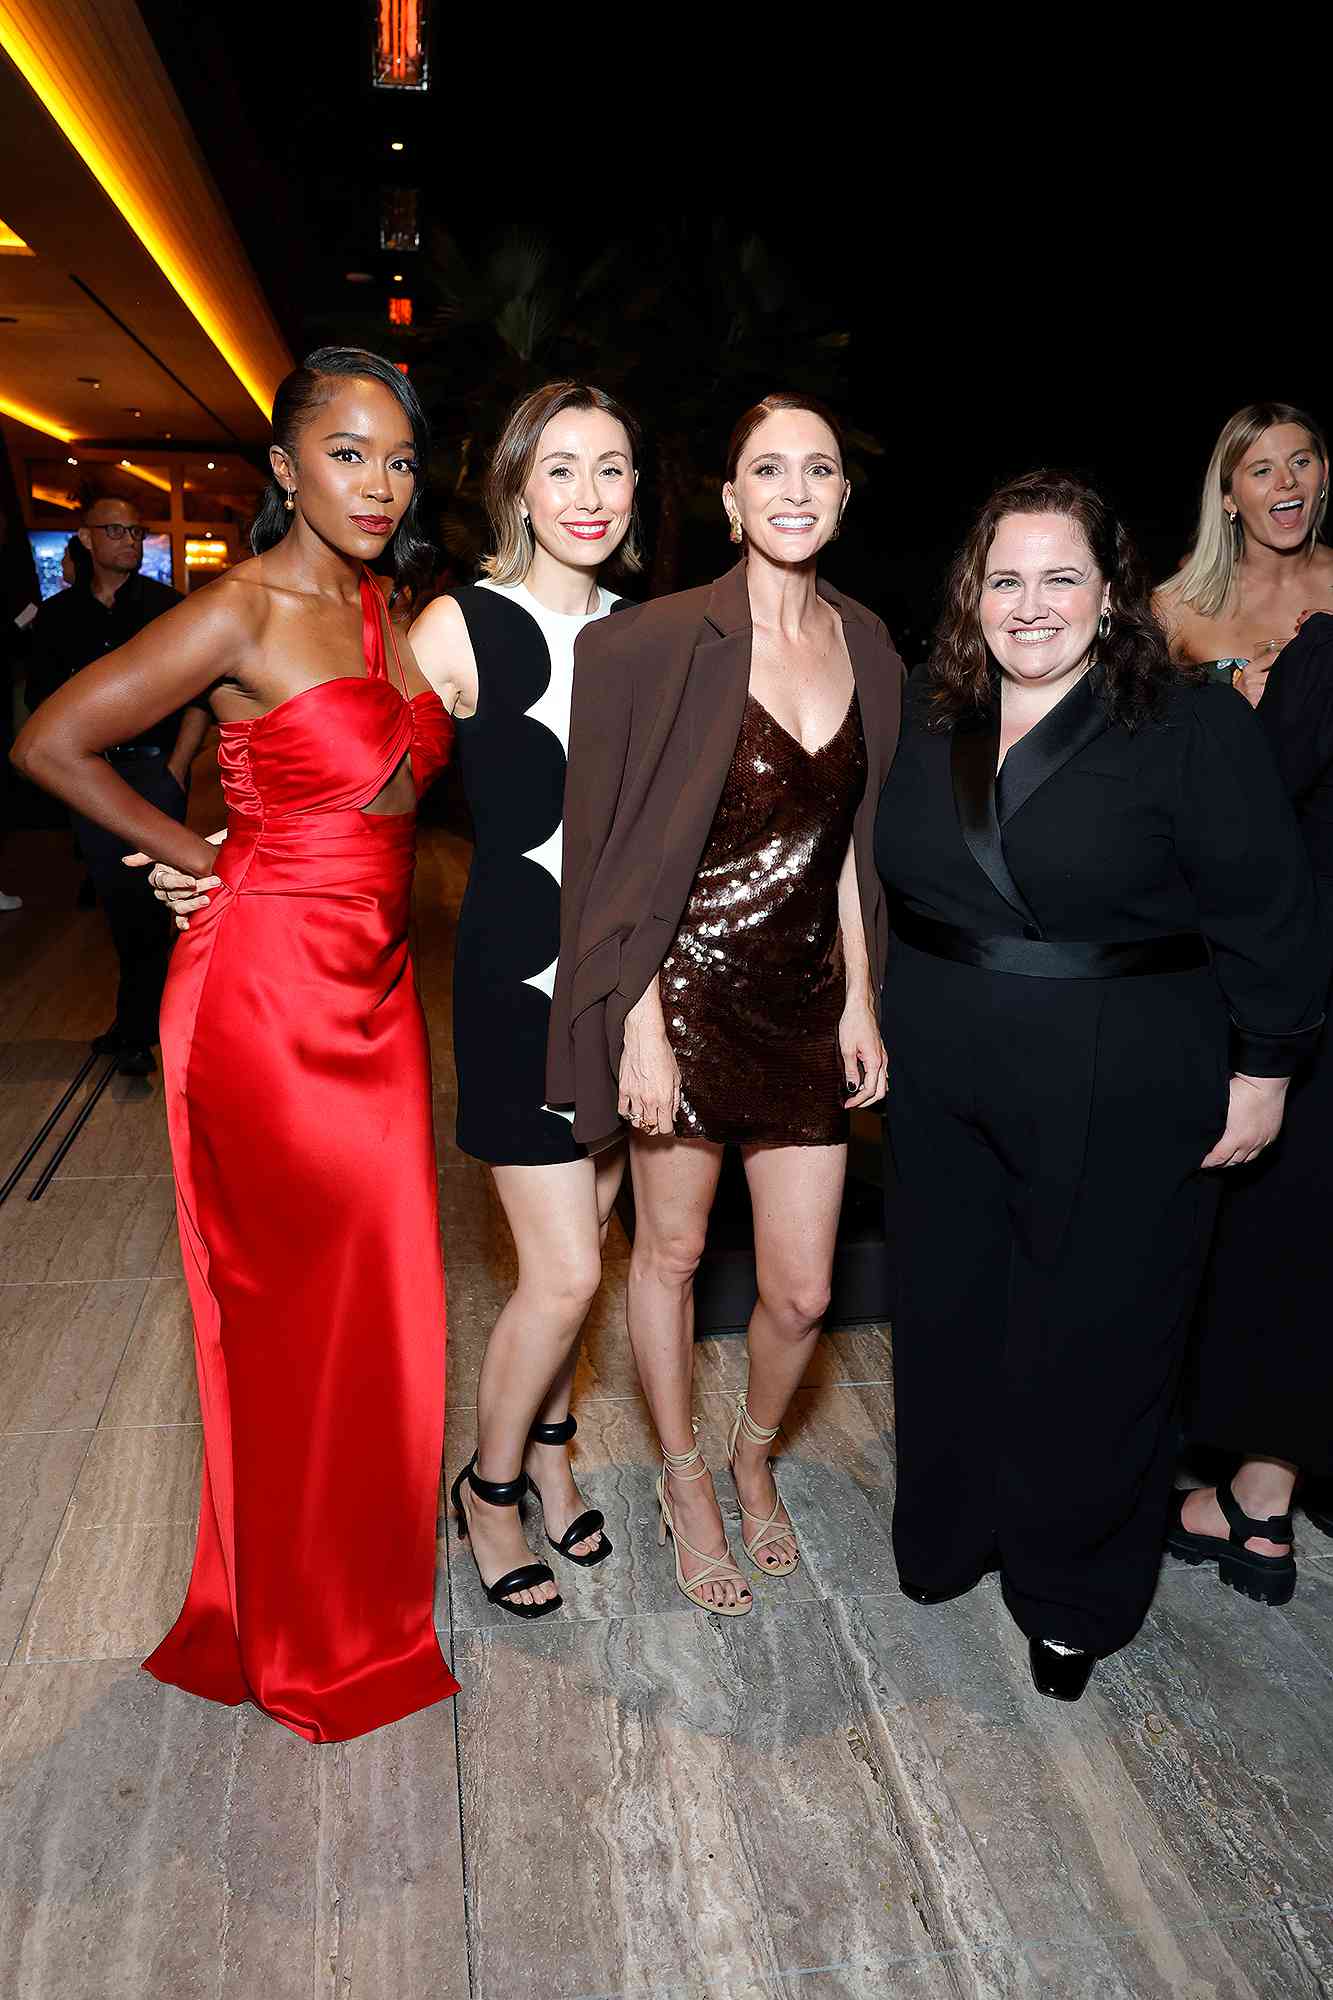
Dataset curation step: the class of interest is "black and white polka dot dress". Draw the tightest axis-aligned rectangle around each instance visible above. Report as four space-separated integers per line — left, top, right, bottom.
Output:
450 580 620 1165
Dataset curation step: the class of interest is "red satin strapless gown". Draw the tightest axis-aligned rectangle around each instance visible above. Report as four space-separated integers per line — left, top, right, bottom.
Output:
144 578 460 1741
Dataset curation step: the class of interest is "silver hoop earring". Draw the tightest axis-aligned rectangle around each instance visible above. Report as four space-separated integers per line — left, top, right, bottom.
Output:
1097 610 1111 641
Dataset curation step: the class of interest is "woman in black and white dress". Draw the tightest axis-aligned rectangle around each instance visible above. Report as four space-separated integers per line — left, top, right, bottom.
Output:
411 382 640 1618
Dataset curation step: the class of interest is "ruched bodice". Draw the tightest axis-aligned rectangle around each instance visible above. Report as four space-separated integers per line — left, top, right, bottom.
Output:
217 578 452 820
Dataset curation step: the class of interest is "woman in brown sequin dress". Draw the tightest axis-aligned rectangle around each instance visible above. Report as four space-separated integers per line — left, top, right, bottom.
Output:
662 687 867 1143
550 396 905 1616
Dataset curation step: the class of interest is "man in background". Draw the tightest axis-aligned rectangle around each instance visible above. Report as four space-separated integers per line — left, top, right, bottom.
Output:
25 497 208 1074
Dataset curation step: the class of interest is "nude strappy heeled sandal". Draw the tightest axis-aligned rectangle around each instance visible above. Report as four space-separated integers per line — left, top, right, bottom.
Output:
727 1395 799 1578
656 1428 752 1617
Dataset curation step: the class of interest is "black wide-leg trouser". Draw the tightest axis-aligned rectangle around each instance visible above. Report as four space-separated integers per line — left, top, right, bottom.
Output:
883 944 1226 1658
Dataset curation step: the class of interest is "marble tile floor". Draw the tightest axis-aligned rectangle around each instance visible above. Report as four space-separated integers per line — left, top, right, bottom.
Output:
2 824 1332 1999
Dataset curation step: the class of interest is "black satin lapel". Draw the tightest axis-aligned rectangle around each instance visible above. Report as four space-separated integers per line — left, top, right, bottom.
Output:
951 722 1038 926
996 667 1111 826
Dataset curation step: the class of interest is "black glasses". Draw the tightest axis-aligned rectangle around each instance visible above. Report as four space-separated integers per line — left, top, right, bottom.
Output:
91 523 147 542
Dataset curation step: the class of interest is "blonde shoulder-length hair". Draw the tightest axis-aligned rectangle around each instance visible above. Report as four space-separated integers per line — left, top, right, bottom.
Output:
480 381 644 586
1162 401 1329 618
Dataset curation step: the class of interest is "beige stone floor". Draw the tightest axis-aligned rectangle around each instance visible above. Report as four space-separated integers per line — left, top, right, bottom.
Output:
2 791 1333 2000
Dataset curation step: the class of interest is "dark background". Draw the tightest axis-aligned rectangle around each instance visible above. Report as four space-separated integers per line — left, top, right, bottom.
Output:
142 3 1330 661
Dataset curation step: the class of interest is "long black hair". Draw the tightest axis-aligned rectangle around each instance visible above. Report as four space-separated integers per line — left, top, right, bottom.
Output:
250 346 434 592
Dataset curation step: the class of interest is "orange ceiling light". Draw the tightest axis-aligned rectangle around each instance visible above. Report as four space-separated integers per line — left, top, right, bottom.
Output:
388 295 413 327
117 458 172 493
0 391 77 442
30 482 78 509
185 537 228 568
0 215 34 254
374 0 428 89
0 1 292 417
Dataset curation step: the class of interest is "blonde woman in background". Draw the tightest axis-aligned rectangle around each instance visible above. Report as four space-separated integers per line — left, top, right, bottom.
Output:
1160 406 1333 1604
1155 401 1332 706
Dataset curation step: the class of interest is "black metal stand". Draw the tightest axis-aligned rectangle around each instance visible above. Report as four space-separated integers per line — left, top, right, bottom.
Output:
0 1049 119 1206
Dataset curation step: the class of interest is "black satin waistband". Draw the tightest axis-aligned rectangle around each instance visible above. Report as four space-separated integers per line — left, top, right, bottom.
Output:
892 908 1211 980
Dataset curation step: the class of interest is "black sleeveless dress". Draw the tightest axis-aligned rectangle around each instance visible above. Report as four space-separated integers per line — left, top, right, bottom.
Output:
450 581 620 1165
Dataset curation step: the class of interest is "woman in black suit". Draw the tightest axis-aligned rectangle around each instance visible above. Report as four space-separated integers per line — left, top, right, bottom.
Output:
874 471 1324 1702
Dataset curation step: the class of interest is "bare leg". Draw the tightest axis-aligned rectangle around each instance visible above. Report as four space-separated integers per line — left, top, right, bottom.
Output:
1181 1455 1299 1557
523 1143 626 1540
731 1141 847 1570
627 1131 749 1610
459 1152 616 1609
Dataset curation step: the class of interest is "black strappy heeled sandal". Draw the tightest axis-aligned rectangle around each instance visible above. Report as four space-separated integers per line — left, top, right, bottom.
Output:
1166 1481 1297 1606
526 1416 612 1569
449 1453 562 1619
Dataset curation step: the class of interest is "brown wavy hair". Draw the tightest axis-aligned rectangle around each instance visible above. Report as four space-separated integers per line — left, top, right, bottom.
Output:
482 381 643 585
928 470 1186 731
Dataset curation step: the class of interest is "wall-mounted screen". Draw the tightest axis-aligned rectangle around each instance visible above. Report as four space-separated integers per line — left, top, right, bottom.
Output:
28 529 173 599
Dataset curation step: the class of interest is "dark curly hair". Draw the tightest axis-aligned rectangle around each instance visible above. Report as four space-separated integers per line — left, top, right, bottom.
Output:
928 470 1191 730
250 346 433 594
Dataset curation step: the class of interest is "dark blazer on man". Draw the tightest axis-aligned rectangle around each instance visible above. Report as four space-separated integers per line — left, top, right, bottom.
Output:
547 560 906 1146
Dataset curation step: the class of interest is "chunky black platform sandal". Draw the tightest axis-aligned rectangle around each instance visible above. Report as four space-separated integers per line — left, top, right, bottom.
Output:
1166 1482 1296 1606
527 1416 612 1568
450 1453 562 1619
1029 1638 1097 1703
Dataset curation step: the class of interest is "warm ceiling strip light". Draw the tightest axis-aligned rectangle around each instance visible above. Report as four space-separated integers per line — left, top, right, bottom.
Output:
0 0 292 417
0 390 77 441
31 482 78 509
117 459 172 493
0 215 34 253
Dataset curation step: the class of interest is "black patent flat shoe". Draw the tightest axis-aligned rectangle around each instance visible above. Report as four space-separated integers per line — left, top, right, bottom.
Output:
450 1453 562 1620
1166 1484 1296 1606
1029 1638 1096 1702
527 1416 612 1569
898 1551 999 1605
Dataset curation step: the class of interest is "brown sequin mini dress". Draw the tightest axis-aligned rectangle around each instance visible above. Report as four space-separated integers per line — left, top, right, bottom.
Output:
662 690 867 1145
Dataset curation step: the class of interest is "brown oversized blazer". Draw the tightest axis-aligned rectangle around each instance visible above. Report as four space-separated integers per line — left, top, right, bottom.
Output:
546 560 906 1148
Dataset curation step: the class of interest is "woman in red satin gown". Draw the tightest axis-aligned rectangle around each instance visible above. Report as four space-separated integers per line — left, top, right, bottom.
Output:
13 348 459 1741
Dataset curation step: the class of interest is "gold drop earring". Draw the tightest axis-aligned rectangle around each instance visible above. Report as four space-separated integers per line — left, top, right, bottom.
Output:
728 511 743 546
284 489 296 512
